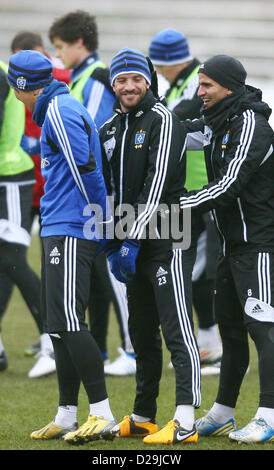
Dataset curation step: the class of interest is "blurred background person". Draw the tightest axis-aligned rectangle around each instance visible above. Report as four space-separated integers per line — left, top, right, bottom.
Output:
0 56 52 376
149 29 222 375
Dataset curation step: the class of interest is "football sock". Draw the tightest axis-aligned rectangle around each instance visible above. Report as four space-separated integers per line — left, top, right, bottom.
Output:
0 335 4 354
173 405 195 430
90 398 115 421
54 405 77 427
255 407 274 428
197 325 221 350
131 413 152 423
210 402 234 424
40 333 53 353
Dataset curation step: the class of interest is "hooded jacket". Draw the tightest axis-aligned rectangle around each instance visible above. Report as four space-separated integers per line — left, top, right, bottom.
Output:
180 85 274 256
33 79 109 240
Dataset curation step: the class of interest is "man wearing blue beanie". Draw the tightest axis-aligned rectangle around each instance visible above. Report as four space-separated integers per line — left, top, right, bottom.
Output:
100 47 201 445
149 29 222 374
8 49 117 444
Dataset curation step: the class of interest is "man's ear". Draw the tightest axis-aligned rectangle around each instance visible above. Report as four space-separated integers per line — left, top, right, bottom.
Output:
33 88 44 97
74 37 84 48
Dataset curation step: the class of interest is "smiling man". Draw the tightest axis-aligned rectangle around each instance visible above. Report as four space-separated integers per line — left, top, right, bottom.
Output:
8 49 117 444
99 47 201 446
180 54 274 444
112 73 150 112
197 73 233 108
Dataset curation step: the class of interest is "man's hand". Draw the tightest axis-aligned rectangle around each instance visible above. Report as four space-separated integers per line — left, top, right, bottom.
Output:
118 238 140 281
98 239 130 283
21 134 41 155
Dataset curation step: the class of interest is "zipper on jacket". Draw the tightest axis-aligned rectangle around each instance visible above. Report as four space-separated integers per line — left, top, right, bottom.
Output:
210 139 227 255
212 209 226 256
210 137 216 179
118 114 129 228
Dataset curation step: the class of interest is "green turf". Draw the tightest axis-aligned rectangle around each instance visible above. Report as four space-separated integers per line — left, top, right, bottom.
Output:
0 233 272 452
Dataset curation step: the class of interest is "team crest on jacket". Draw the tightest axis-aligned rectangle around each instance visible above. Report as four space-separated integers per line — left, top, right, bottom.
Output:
135 130 146 149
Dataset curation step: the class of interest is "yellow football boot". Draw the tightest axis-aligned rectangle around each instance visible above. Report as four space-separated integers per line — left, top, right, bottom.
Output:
143 419 198 444
64 415 116 444
30 421 78 439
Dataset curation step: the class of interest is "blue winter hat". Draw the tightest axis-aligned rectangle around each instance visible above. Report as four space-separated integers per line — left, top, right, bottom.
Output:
149 29 192 65
8 50 53 91
110 48 151 85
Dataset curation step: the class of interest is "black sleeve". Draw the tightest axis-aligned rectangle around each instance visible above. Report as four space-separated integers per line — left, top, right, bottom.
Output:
172 94 203 121
91 67 114 95
0 68 9 134
180 112 273 212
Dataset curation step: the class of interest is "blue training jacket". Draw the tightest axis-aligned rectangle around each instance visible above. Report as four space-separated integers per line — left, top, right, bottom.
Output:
33 79 110 241
70 54 115 130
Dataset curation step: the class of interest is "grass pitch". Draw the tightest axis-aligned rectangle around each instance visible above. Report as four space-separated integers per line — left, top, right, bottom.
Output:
0 233 272 456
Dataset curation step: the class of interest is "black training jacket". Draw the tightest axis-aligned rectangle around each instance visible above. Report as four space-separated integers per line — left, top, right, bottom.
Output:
100 90 186 249
180 86 274 256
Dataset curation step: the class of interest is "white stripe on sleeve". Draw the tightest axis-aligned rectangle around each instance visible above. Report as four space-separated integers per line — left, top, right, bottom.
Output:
129 102 172 239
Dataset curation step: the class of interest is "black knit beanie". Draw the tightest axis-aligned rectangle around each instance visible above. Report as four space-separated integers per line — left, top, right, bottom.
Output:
199 54 247 91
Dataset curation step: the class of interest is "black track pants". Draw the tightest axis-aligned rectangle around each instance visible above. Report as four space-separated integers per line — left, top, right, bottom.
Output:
127 247 200 420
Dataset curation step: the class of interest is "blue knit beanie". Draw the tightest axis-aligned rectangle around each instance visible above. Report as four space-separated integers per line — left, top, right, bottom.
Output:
8 50 53 91
149 29 192 65
110 48 151 85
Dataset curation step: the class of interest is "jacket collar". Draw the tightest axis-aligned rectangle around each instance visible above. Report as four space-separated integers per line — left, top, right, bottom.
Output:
169 58 201 89
70 52 99 83
33 79 70 127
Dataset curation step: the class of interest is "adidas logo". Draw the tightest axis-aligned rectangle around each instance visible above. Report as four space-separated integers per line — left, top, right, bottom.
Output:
251 304 264 314
156 266 168 277
41 157 50 168
50 247 60 257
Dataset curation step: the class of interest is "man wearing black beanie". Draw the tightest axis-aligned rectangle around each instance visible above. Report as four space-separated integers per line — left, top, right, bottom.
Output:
180 54 274 444
199 54 247 92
